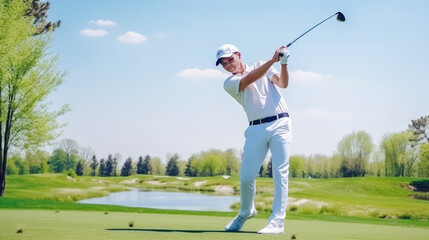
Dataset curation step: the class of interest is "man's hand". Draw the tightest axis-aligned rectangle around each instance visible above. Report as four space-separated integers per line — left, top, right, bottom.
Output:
271 46 286 63
279 48 289 65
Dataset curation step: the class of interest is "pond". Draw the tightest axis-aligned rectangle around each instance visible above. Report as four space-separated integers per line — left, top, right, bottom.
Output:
77 189 240 212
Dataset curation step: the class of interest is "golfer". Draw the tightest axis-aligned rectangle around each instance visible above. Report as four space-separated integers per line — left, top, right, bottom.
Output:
216 44 292 235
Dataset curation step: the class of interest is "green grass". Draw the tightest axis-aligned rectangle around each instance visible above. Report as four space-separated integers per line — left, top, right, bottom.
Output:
1 209 429 240
2 174 429 224
2 174 429 239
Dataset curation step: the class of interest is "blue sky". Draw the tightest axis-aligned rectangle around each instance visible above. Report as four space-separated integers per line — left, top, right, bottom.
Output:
46 0 429 163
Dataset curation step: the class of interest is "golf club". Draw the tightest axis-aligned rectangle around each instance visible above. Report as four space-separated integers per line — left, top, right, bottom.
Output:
280 12 345 56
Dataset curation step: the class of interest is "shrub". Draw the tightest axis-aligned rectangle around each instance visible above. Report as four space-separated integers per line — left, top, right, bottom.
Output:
289 205 298 212
399 213 413 220
413 192 429 200
67 168 77 178
410 180 429 191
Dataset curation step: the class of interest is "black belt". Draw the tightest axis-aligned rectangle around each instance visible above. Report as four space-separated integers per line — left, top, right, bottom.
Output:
249 112 289 126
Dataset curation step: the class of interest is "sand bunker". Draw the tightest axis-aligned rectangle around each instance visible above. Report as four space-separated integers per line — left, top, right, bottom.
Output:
193 181 207 187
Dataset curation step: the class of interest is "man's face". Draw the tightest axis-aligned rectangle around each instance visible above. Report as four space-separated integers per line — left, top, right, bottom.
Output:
220 52 241 73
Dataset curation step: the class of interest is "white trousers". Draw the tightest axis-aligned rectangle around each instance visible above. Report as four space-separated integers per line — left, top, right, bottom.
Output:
239 117 292 226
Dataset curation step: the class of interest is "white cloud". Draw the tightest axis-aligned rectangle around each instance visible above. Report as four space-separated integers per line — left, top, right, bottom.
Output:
90 19 117 26
290 70 333 83
177 68 229 80
117 31 147 44
80 29 108 37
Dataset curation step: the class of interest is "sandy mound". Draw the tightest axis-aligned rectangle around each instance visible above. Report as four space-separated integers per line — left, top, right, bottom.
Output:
288 197 326 208
145 180 166 185
66 176 76 182
193 181 207 187
214 185 235 194
177 177 190 180
120 178 139 184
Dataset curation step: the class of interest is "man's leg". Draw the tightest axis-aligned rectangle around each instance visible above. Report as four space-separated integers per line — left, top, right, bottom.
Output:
268 139 290 225
225 127 268 231
258 119 291 234
239 130 269 217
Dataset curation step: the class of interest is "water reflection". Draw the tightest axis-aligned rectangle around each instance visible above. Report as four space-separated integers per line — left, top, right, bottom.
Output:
78 189 239 212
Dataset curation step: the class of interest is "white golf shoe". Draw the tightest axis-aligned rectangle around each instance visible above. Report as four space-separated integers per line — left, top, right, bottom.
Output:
225 210 257 232
257 222 284 235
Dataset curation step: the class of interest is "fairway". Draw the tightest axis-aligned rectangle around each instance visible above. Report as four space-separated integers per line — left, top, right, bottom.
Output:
1 210 428 240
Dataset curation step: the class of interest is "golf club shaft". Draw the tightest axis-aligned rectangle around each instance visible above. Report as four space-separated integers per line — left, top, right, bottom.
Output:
286 12 339 48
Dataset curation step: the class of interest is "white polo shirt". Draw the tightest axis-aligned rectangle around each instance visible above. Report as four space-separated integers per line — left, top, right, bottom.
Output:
223 61 288 122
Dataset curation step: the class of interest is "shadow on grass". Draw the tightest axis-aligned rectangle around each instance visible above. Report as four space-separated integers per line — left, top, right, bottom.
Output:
106 228 257 234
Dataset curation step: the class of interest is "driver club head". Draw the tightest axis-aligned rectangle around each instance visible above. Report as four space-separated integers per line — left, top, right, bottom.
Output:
336 12 346 22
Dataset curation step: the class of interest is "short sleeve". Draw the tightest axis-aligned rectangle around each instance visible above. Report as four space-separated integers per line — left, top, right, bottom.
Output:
266 66 279 81
223 75 243 103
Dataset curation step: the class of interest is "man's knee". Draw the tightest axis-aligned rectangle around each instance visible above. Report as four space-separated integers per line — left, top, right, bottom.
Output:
240 173 256 186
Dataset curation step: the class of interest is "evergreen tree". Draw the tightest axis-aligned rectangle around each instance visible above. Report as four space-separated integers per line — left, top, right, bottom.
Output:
89 155 98 176
75 161 84 176
259 164 264 177
136 156 144 174
265 158 273 178
98 159 106 177
185 157 194 177
112 156 118 176
121 157 133 176
166 154 180 176
25 0 61 35
105 154 114 177
142 155 152 174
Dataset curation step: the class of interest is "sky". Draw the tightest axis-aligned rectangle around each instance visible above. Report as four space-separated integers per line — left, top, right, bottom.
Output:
45 0 429 163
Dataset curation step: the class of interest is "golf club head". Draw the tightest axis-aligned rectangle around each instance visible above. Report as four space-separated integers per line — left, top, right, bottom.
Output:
336 12 346 22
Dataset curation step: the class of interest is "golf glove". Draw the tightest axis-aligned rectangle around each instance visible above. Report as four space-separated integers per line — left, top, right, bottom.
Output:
279 49 289 65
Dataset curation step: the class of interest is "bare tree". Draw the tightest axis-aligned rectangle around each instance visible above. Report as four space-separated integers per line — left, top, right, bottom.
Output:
58 139 79 170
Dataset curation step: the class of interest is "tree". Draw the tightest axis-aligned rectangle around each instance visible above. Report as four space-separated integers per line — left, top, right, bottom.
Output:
259 164 264 177
142 155 152 174
24 0 61 35
201 154 225 176
265 158 273 178
409 115 429 143
151 157 165 175
418 143 429 177
0 0 67 196
98 159 106 177
337 131 374 177
89 155 98 176
225 149 240 176
166 154 180 176
79 146 94 162
26 149 49 173
184 157 195 177
120 157 133 176
136 156 144 174
75 160 84 176
289 156 304 178
48 149 67 173
105 154 114 177
58 139 79 170
381 131 416 177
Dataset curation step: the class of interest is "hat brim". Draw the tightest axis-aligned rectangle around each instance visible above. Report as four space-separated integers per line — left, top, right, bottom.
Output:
215 53 234 66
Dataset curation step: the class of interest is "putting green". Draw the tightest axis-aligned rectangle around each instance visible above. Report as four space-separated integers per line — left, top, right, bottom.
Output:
1 209 428 240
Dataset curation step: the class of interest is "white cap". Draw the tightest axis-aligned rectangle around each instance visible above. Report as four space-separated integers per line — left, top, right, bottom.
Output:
215 44 239 66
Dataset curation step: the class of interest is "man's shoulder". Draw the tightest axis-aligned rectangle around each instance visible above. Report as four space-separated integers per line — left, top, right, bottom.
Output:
252 60 266 69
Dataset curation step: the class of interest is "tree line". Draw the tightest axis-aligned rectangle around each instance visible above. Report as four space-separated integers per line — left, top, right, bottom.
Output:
6 115 428 178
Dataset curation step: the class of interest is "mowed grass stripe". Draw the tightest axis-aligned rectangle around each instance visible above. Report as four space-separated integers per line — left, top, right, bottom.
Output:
1 209 429 240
